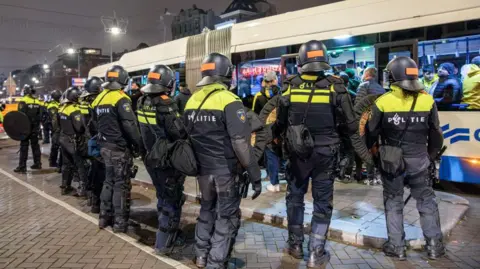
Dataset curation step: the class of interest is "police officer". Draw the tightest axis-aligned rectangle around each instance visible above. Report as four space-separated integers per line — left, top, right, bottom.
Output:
81 76 106 213
92 65 143 233
42 95 52 145
14 84 44 173
273 40 361 268
48 90 62 169
369 56 445 260
58 87 88 196
137 65 187 254
184 53 262 269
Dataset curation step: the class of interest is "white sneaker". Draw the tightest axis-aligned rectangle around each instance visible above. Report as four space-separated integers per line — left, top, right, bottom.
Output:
275 184 281 192
267 184 278 192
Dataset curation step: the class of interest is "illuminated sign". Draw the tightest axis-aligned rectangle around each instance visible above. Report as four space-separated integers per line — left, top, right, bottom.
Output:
72 78 87 87
83 49 101 55
240 65 284 78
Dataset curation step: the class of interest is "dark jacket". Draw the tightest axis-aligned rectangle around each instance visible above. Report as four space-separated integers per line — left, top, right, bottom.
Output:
129 90 143 113
433 63 462 110
355 78 386 103
174 91 191 115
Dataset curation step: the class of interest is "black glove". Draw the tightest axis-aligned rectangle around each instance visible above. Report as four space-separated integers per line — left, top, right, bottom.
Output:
246 164 262 200
252 180 262 200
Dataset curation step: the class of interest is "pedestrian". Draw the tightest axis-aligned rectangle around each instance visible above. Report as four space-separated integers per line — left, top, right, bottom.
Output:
81 77 106 213
92 65 144 233
41 96 52 144
354 67 385 185
128 82 143 113
252 71 280 114
14 84 43 173
47 90 62 170
273 40 364 268
58 87 88 197
432 62 462 110
185 53 262 269
137 65 187 255
174 82 191 115
369 56 445 260
461 56 480 110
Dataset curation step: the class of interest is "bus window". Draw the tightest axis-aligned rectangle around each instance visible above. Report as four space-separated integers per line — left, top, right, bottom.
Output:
419 35 480 111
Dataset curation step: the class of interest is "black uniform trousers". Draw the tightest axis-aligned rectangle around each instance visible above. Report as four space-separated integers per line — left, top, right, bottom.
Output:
146 167 186 250
88 158 106 210
43 122 51 143
60 136 88 190
49 131 61 166
100 147 132 220
287 145 338 252
382 156 442 247
19 125 41 167
195 174 241 268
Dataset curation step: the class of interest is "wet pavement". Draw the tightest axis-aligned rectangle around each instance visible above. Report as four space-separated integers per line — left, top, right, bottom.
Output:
1 140 480 268
40 144 469 249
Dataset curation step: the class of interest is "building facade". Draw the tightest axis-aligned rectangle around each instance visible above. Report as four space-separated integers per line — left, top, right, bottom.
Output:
171 5 219 40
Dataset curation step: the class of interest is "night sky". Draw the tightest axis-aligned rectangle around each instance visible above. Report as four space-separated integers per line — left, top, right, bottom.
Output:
0 0 340 77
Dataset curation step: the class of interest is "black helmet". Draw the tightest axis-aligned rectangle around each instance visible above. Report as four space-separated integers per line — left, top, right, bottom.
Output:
197 53 233 87
102 65 129 90
82 76 103 97
23 84 36 95
384 56 424 92
141 65 175 94
298 40 331 73
62 87 81 104
50 90 62 102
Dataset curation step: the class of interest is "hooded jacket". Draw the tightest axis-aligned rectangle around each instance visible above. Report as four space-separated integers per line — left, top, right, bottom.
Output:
432 63 462 109
462 64 480 110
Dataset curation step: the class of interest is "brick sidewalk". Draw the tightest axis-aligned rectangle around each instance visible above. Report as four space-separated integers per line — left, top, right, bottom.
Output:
0 171 174 269
2 146 480 268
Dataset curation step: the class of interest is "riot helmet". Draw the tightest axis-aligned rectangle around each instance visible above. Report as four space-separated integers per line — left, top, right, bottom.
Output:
196 53 234 87
23 84 36 96
102 65 129 90
141 65 175 94
82 76 103 98
50 90 62 102
298 40 331 73
383 56 424 92
62 87 81 104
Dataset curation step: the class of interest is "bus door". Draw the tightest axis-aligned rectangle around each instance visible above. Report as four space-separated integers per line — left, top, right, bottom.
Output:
375 40 418 87
280 53 299 83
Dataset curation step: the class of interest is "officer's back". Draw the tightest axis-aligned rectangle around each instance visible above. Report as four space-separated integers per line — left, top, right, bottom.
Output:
184 82 243 175
372 85 435 157
19 86 43 124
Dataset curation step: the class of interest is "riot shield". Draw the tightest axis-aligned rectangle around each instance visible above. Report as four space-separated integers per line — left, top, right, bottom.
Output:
4 111 31 141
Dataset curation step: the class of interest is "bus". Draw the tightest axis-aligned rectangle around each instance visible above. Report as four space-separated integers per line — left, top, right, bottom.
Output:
88 0 480 183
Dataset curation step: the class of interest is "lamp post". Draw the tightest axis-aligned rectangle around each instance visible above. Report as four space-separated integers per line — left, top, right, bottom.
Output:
102 12 128 63
67 43 81 78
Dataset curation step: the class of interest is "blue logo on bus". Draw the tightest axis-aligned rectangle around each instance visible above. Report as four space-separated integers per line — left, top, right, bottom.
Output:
442 124 480 144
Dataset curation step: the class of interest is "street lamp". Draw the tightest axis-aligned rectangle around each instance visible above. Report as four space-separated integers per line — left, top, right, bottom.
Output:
102 12 128 62
31 77 37 82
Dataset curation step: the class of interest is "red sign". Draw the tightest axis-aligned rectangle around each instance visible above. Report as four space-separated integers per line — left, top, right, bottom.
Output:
240 65 282 78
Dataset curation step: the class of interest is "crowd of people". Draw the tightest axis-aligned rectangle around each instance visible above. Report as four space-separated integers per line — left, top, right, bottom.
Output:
11 39 450 268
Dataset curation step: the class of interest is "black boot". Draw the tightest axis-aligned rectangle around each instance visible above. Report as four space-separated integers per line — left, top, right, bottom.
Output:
30 163 42 170
14 166 27 173
195 256 207 268
285 243 304 259
49 162 58 168
113 216 128 233
61 186 74 195
425 238 446 260
382 241 407 260
99 211 112 229
307 248 330 268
